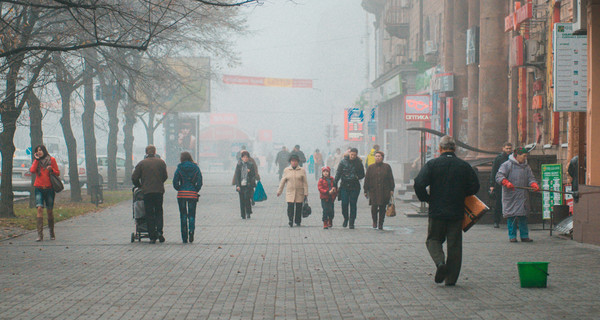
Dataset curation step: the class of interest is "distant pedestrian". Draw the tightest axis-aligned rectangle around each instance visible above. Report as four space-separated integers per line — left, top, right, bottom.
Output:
235 145 247 162
332 148 343 172
414 136 480 286
290 145 307 167
173 152 203 244
275 146 290 180
249 154 260 206
365 144 380 170
495 146 539 243
132 145 169 244
363 151 395 230
29 145 60 242
313 149 324 180
267 152 274 173
308 153 315 174
318 166 337 229
234 151 256 220
489 142 513 228
333 147 365 229
277 154 309 227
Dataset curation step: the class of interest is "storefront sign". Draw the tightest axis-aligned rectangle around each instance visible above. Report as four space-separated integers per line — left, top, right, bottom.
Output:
210 113 238 125
466 27 479 65
344 108 364 141
405 95 431 121
541 164 563 220
505 2 533 32
509 35 524 67
431 73 453 92
553 23 588 112
380 75 402 102
223 75 313 88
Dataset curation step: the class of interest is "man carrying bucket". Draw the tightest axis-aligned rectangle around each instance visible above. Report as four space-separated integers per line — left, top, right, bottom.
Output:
414 136 480 286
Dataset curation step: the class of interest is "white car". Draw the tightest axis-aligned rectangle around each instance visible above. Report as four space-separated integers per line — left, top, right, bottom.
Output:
75 155 127 186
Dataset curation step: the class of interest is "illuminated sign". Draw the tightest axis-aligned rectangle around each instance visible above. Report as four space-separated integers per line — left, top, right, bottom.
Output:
405 95 431 122
344 108 364 141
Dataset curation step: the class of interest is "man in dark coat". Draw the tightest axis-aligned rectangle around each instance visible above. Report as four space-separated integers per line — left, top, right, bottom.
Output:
275 146 290 180
290 145 306 167
333 147 365 229
489 142 512 228
414 136 480 286
132 145 168 243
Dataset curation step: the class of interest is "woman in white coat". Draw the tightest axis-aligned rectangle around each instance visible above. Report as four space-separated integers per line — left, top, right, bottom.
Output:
277 154 309 227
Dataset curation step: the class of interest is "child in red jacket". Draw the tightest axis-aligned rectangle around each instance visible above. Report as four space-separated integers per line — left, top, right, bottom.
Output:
318 166 337 229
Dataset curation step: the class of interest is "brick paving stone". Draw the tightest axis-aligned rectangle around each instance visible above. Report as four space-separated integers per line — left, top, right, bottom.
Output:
2 172 600 319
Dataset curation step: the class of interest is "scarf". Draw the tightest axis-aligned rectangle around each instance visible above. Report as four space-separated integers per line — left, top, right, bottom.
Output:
37 155 51 176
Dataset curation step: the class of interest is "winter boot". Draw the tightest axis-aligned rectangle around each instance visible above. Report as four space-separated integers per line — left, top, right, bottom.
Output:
323 221 329 229
36 217 44 242
328 219 333 228
48 212 55 240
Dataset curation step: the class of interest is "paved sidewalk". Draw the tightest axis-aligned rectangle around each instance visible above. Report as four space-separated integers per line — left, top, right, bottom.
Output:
1 172 600 319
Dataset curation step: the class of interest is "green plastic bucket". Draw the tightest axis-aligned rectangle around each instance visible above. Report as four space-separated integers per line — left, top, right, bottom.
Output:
517 262 549 288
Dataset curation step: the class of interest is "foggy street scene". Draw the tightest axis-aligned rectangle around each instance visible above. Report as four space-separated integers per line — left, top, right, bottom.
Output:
2 0 600 319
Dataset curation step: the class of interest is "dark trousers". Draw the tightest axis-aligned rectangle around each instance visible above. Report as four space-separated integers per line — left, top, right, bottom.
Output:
426 217 463 285
238 186 252 218
287 202 303 224
371 205 386 228
177 198 197 242
321 199 334 222
340 188 360 225
143 193 164 241
493 189 503 224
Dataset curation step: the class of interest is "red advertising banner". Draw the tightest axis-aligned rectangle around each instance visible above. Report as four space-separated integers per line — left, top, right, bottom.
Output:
505 1 532 32
223 75 313 88
209 113 238 125
257 129 273 142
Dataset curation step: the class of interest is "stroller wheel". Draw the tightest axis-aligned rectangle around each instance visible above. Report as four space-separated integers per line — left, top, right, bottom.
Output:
131 233 135 243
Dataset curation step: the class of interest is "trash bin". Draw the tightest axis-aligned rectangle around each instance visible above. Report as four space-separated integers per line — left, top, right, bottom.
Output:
517 262 549 288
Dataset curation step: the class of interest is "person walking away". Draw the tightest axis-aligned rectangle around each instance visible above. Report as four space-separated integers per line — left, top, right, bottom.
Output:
332 148 343 172
333 148 365 229
173 152 203 244
489 142 513 228
290 145 307 167
365 144 380 170
29 145 60 241
276 146 290 180
234 151 256 219
132 145 168 244
314 149 324 180
364 151 395 230
495 146 539 243
277 154 308 227
318 166 337 229
414 136 480 286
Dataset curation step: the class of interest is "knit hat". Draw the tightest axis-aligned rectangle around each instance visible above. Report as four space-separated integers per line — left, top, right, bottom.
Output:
321 166 331 172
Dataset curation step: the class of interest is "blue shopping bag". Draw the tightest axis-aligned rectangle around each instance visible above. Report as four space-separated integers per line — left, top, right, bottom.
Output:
253 180 267 202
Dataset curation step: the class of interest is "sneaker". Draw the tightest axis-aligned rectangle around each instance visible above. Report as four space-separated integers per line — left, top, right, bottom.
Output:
327 219 333 228
521 238 533 242
158 235 165 243
509 238 518 243
434 264 448 283
343 219 348 228
373 222 377 229
189 232 194 243
493 223 499 228
323 222 329 229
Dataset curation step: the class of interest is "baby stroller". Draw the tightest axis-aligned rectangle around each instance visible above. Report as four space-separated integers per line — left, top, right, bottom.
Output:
131 187 150 242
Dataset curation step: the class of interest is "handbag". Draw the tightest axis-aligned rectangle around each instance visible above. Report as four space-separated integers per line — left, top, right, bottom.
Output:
385 196 396 217
50 173 64 193
302 197 312 218
253 180 267 202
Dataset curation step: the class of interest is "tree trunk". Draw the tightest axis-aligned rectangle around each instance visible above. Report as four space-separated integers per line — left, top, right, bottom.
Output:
99 76 121 191
124 91 136 183
82 52 100 196
57 81 82 202
145 111 156 145
27 92 44 208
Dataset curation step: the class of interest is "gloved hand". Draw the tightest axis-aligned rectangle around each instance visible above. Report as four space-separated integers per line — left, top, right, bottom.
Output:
531 182 540 192
501 179 515 190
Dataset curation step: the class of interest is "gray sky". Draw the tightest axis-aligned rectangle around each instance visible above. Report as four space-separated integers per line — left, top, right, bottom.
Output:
212 0 368 155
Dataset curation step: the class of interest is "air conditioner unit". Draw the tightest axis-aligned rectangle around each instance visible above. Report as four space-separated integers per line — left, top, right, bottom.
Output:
400 0 410 9
573 0 587 35
525 39 544 63
424 40 438 55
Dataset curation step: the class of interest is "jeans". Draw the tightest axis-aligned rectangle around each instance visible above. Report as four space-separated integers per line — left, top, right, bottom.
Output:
177 198 197 242
371 205 386 228
143 193 164 241
507 216 529 239
321 199 334 222
238 186 252 218
426 218 463 285
34 188 55 209
340 188 360 225
287 202 303 224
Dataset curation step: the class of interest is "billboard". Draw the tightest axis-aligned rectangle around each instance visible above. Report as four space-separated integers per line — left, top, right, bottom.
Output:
344 108 364 141
553 23 588 112
223 75 313 88
405 95 431 121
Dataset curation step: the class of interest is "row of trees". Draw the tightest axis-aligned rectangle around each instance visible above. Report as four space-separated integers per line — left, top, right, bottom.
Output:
0 0 255 217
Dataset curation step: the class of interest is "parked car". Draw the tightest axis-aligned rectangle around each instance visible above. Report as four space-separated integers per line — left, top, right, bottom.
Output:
10 157 34 192
74 155 127 186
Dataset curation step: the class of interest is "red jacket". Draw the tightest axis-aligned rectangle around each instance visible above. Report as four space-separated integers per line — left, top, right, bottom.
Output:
30 157 60 189
318 176 337 201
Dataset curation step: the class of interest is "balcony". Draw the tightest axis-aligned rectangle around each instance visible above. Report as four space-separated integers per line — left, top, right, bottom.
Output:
385 2 409 39
361 0 386 15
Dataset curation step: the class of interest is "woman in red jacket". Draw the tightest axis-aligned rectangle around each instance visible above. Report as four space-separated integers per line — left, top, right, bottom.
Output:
29 145 60 241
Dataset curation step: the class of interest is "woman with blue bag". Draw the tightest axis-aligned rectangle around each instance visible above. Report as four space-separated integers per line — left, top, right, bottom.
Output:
173 152 203 243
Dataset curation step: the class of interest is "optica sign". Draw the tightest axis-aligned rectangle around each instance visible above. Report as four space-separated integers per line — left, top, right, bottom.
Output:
405 95 431 121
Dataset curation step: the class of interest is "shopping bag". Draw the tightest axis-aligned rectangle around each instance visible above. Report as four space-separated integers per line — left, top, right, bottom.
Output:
302 197 312 218
386 196 396 217
253 180 267 202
